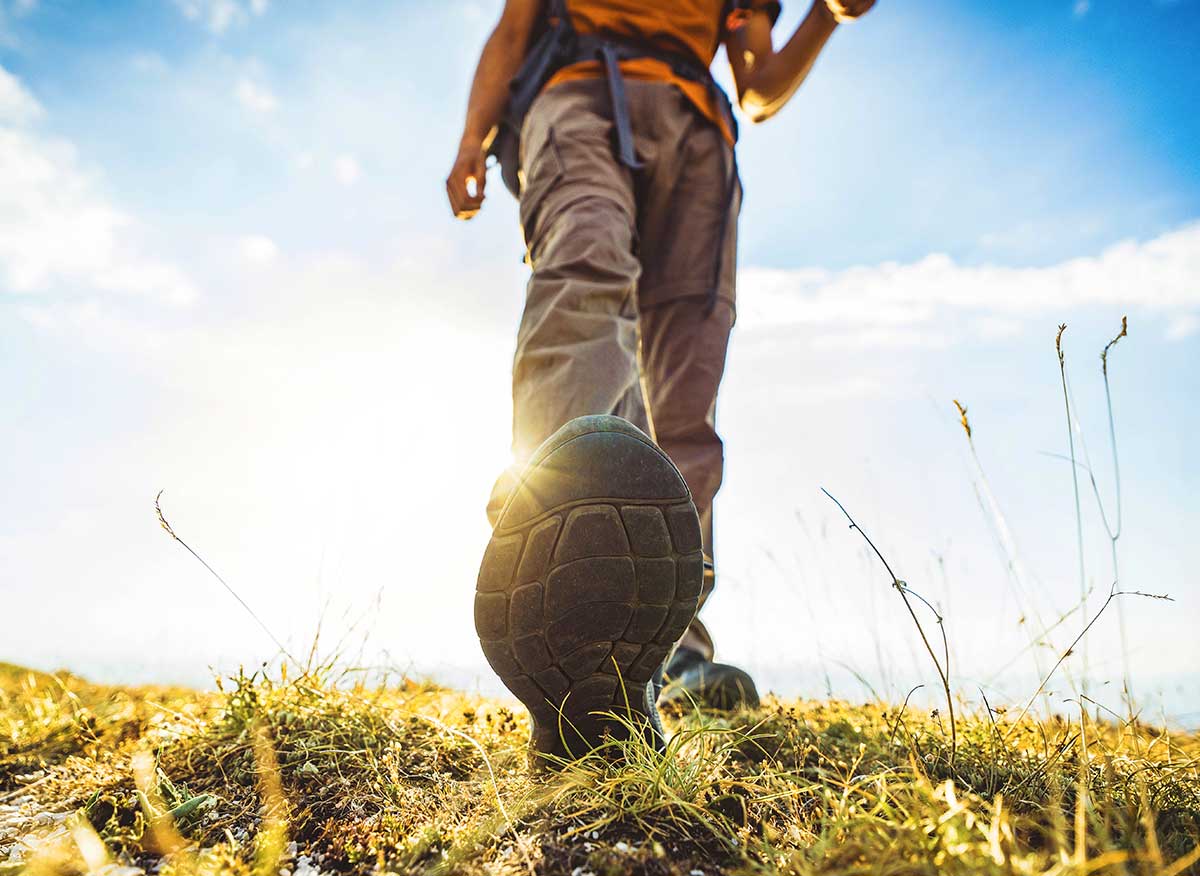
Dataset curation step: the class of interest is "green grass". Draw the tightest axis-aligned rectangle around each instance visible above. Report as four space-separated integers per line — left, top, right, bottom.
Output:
1 663 1197 875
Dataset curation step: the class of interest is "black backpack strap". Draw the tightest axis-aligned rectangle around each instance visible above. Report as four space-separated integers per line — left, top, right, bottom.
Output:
598 43 645 170
576 32 740 155
489 0 741 195
574 35 647 172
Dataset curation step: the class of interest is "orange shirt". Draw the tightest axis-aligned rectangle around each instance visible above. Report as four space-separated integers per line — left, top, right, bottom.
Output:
545 0 781 146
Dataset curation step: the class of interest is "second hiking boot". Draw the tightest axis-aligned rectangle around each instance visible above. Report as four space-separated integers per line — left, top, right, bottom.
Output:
474 414 704 763
660 645 761 711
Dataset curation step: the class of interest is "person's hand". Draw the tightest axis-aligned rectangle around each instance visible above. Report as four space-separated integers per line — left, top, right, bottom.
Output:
446 140 488 220
823 0 876 23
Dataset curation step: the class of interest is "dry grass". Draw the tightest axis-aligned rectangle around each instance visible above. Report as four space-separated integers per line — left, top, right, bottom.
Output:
5 316 1191 874
2 662 1197 875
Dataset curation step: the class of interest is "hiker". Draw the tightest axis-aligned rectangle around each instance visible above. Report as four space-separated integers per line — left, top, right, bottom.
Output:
448 0 876 760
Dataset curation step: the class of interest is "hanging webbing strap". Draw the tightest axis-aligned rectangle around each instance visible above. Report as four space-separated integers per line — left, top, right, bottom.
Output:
575 33 737 173
597 41 645 171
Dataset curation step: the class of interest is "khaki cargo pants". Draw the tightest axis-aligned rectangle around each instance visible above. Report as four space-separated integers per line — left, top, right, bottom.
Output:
488 78 740 657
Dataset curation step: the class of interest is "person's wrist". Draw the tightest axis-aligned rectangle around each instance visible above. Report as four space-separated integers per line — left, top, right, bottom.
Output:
459 130 486 154
814 0 839 27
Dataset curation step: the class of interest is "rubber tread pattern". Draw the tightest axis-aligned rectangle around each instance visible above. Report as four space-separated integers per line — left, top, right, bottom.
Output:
475 416 703 762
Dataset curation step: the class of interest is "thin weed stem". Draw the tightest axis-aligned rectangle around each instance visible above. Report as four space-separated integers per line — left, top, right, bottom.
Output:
156 490 301 667
1056 325 1089 697
952 401 1053 691
1001 583 1172 742
1102 317 1131 710
820 487 956 765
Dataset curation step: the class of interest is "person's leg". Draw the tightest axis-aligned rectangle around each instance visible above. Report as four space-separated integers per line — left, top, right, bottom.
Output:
619 84 757 709
628 82 741 643
638 298 735 587
487 81 645 525
478 82 713 752
639 301 734 662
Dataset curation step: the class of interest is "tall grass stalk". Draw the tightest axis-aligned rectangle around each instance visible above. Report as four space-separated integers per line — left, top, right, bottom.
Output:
952 400 1055 694
1101 317 1130 708
1047 318 1131 711
820 488 956 764
1056 324 1090 697
1000 580 1171 741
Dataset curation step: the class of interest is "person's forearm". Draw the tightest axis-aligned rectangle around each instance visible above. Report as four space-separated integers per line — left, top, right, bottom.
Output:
741 2 838 122
460 24 528 150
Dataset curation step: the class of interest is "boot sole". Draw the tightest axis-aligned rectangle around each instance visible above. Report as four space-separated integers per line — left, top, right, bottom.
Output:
474 415 703 763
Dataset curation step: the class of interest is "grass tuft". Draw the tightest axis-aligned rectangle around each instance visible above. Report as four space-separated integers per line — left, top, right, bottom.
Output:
2 665 1197 875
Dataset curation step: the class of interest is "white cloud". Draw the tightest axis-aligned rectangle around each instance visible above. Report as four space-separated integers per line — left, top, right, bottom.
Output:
171 0 268 34
238 234 279 264
173 0 239 33
737 223 1200 341
333 154 361 185
972 315 1024 339
1073 0 1090 18
18 299 170 355
0 64 196 306
0 64 41 123
235 77 278 113
0 0 38 30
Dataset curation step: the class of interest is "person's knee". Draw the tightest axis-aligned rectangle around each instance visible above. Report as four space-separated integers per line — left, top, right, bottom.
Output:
656 424 723 459
649 390 721 442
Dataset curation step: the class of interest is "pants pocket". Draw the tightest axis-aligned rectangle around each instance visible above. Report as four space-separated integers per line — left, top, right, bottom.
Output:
518 124 564 249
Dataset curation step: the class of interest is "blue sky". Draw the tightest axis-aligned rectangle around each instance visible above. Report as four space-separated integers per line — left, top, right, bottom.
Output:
1 0 1197 724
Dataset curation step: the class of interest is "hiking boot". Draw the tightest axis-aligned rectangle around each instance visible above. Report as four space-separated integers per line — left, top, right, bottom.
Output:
474 414 704 763
660 645 761 711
